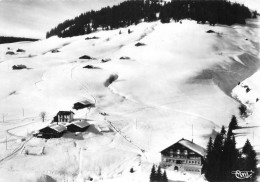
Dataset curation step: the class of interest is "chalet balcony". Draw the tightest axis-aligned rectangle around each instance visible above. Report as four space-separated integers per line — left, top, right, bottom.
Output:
162 154 201 160
161 156 202 166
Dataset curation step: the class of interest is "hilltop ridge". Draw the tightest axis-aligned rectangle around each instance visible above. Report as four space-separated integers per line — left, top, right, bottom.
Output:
46 0 255 38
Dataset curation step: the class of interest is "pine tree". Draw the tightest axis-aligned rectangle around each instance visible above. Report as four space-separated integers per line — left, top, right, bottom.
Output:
239 104 247 118
204 137 214 180
220 125 226 137
86 24 92 34
211 133 225 181
239 139 258 180
220 135 239 181
130 167 134 173
227 115 238 137
162 170 168 182
156 165 162 181
150 165 156 182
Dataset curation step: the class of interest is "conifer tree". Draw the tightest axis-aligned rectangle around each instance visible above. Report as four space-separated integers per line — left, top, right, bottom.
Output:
156 165 162 181
150 165 156 182
227 115 238 137
211 133 225 181
204 137 214 179
239 139 258 180
220 125 226 137
86 24 92 34
162 170 168 182
220 135 239 181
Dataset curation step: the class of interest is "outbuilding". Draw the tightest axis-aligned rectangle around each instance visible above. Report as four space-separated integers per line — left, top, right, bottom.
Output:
66 120 90 132
37 124 67 138
73 100 95 110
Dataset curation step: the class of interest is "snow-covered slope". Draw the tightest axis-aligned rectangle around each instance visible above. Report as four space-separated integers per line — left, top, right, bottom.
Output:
232 70 260 156
0 17 259 182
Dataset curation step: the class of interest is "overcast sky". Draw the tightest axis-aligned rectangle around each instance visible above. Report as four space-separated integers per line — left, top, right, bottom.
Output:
0 0 124 39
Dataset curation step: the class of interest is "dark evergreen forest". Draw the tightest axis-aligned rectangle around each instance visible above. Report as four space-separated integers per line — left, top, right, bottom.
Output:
0 36 39 44
203 116 258 181
46 0 255 38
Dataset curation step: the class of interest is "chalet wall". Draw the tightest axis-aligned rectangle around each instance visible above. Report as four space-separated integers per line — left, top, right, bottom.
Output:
160 143 204 173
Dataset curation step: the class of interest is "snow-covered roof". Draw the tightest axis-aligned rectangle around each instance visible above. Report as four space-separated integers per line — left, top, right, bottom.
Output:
161 138 206 157
49 123 67 132
69 120 90 128
77 99 94 105
178 139 206 157
57 111 74 115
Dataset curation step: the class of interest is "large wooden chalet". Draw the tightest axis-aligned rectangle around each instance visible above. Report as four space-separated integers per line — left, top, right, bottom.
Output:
54 111 74 123
160 138 206 173
37 124 67 139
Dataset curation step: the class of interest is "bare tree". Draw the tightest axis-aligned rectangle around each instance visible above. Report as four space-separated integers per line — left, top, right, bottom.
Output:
40 111 47 122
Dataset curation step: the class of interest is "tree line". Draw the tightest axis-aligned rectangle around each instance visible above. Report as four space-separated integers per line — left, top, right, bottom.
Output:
203 115 258 181
0 36 38 44
46 0 256 38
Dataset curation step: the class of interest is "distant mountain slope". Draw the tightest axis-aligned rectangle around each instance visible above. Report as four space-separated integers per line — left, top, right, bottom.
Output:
46 0 255 38
0 36 39 44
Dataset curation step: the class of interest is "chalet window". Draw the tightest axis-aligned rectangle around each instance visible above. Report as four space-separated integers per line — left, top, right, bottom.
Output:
184 150 188 155
177 149 180 155
170 149 173 156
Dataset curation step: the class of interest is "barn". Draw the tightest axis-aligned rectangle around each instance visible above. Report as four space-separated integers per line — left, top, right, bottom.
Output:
73 100 95 110
160 138 206 173
37 124 67 138
66 120 90 132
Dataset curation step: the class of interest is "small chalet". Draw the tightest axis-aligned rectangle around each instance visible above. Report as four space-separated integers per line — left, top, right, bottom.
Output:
73 100 95 110
37 124 67 138
160 138 206 173
66 120 90 132
54 111 74 123
12 64 27 70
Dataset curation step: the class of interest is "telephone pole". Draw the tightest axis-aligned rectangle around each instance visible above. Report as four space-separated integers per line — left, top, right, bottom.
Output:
192 124 193 142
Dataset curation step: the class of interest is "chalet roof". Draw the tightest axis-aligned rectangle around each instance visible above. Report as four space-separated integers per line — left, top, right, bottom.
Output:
57 111 74 116
161 138 206 157
78 100 94 105
68 120 90 128
178 139 206 157
49 123 67 132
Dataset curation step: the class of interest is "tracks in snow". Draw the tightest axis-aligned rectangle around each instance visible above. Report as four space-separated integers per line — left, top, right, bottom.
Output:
105 119 145 154
0 135 33 164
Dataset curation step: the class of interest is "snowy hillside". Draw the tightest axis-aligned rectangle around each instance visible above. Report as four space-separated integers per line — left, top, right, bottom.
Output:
0 17 259 182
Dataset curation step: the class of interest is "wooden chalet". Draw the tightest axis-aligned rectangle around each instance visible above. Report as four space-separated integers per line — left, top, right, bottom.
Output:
66 120 90 132
37 124 67 138
160 138 206 173
54 111 74 123
73 100 95 110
